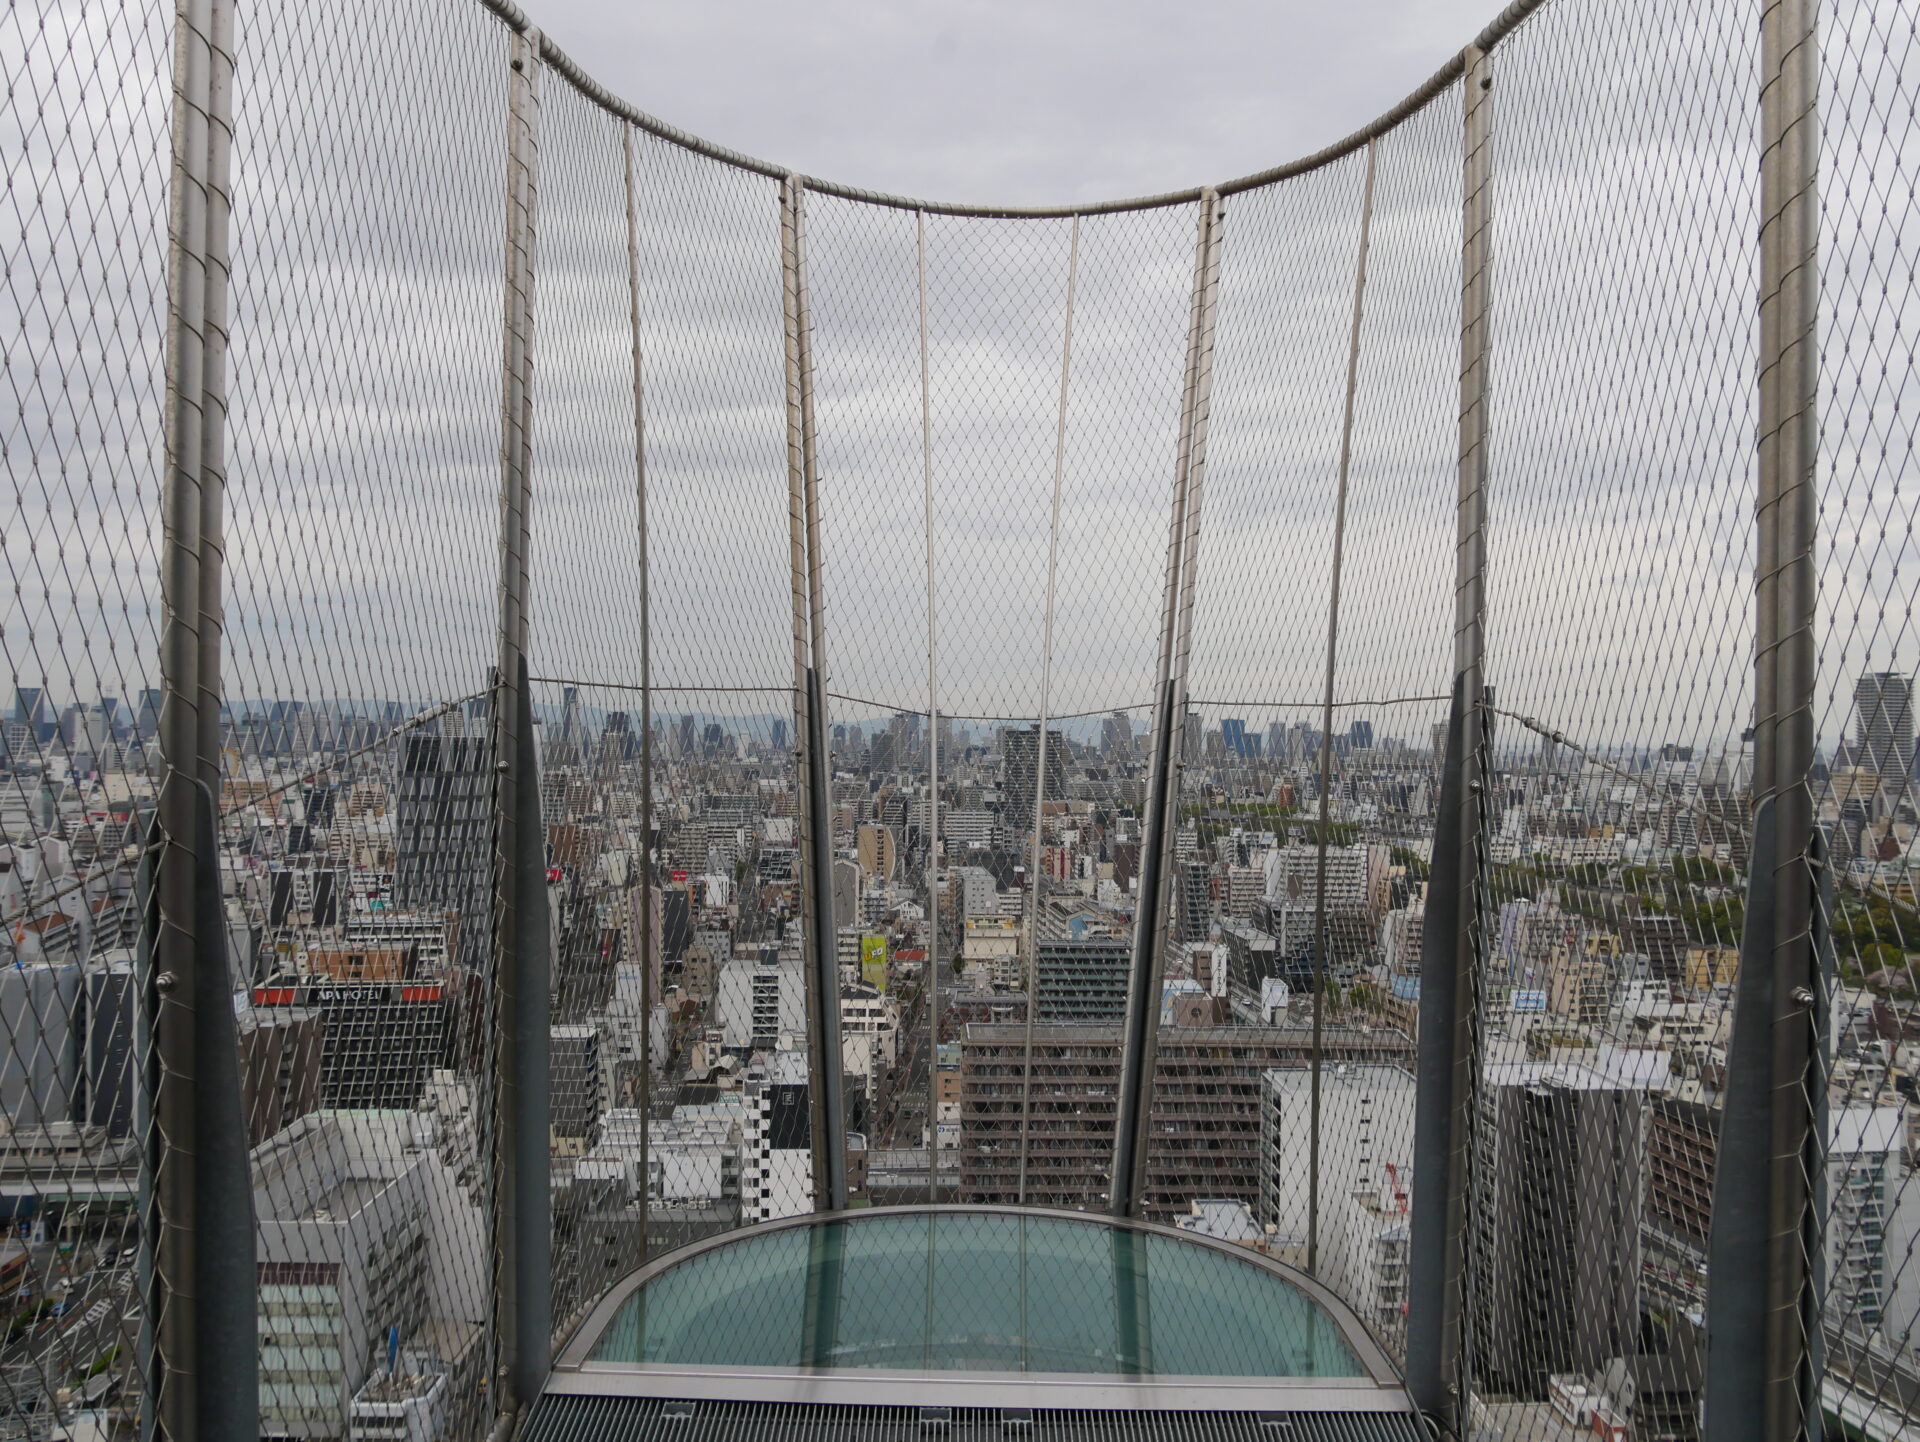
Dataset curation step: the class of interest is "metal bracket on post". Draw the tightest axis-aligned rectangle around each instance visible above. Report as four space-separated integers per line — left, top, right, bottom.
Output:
781 175 847 1211
494 25 551 1410
1113 189 1222 1219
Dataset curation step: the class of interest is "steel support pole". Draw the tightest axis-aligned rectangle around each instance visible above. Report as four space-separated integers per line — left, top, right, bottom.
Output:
1742 0 1823 1434
1016 216 1080 1204
781 176 848 1211
621 124 654 1265
1307 139 1377 1278
1407 45 1493 1433
186 17 255 1426
1113 190 1222 1218
494 27 551 1407
155 0 217 1431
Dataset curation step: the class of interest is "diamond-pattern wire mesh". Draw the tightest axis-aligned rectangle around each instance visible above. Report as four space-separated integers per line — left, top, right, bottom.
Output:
1140 97 1466 1371
1814 0 1920 1431
2 0 173 1431
17 0 1920 1433
1468 1 1761 1435
800 196 1194 1214
223 0 510 1436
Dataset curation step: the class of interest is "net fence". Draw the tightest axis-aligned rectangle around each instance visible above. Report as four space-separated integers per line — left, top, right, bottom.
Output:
4 0 1919 1437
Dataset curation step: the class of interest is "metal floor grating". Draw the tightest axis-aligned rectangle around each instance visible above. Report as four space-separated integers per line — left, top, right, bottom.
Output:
519 1396 1433 1442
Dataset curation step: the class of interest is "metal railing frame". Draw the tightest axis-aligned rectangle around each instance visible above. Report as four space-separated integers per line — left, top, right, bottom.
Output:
128 0 1840 1431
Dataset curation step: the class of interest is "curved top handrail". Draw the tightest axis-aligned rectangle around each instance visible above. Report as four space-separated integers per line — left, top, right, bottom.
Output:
478 0 1545 217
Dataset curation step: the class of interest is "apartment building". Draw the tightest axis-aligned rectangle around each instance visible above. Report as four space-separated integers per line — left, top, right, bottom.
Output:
958 1023 1415 1218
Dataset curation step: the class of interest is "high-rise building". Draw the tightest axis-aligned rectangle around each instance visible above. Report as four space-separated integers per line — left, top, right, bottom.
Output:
1176 860 1212 942
716 952 806 1050
1100 711 1133 759
550 1024 602 1149
1221 718 1250 759
855 824 896 882
1855 671 1915 784
393 730 493 975
1260 1065 1417 1346
1001 726 1065 836
252 977 460 1111
1469 1060 1658 1400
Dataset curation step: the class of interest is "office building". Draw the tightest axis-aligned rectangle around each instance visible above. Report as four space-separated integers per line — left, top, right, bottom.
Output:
1002 726 1065 836
393 732 493 975
1469 1061 1660 1400
1855 670 1916 784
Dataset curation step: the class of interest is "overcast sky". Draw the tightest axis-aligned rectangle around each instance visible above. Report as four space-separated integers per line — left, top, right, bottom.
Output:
17 0 1912 766
523 0 1494 210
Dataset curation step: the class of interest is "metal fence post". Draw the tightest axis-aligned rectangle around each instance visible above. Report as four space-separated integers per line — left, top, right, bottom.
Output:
621 124 654 1264
782 175 848 1211
1307 138 1377 1278
155 0 220 1429
1113 189 1222 1219
1407 42 1493 1432
494 25 552 1408
1706 1 1822 1436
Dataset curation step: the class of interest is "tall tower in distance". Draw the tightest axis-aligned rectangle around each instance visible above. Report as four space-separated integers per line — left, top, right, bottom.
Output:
1854 671 1915 784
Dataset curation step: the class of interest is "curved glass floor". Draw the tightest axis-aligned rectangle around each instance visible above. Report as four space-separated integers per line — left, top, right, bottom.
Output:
548 1206 1416 1413
585 1209 1362 1378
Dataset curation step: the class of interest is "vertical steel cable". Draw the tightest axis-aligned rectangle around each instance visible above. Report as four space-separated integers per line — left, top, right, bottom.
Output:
1015 216 1080 1205
918 209 941 1201
1306 138 1377 1280
621 122 653 1266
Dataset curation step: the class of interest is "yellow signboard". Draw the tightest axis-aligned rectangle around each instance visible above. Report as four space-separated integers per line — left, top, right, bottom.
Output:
861 934 888 992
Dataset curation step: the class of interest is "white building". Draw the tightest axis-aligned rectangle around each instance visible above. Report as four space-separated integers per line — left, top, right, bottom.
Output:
952 865 999 917
839 983 901 1098
1259 1065 1418 1347
945 814 997 853
715 954 807 1050
578 1104 741 1206
1826 1103 1920 1356
252 1114 488 1441
741 1050 814 1223
1264 844 1368 911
